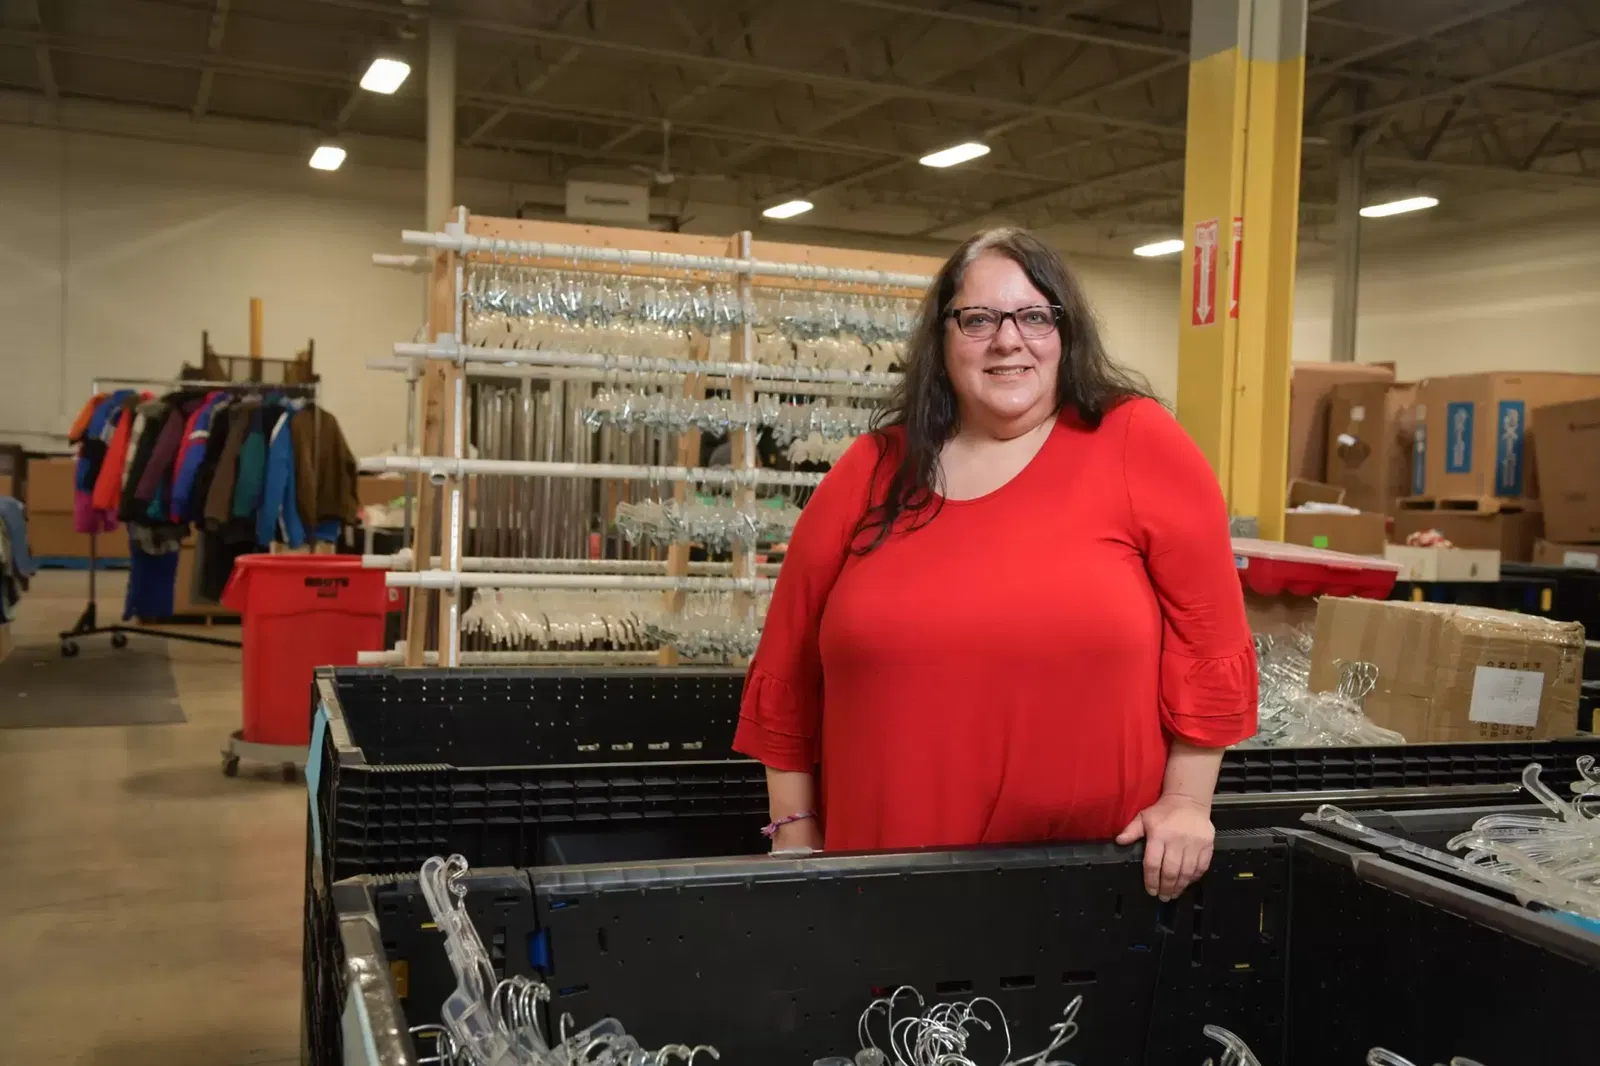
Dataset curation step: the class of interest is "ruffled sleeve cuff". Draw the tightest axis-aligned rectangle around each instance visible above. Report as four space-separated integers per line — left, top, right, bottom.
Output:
732 667 819 773
1158 644 1259 747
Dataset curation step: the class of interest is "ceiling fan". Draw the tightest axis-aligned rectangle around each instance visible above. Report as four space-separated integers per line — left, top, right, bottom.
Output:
631 119 677 186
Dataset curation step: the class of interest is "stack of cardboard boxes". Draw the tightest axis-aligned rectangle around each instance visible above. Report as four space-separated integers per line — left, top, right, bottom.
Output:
1288 366 1600 570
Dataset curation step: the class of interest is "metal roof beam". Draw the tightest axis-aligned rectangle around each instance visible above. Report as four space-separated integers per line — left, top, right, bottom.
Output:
192 0 231 119
289 2 1186 138
1327 36 1600 129
463 0 593 148
827 0 1187 58
1308 0 1536 78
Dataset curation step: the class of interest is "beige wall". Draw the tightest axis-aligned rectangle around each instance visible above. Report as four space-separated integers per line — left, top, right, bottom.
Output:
9 97 1592 460
0 117 1184 455
1294 207 1600 378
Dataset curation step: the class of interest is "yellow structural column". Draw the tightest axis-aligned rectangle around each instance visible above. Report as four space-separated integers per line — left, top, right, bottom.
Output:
1176 0 1306 541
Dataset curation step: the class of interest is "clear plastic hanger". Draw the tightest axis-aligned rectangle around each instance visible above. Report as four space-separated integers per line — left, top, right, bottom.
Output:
1200 1025 1260 1066
418 854 718 1066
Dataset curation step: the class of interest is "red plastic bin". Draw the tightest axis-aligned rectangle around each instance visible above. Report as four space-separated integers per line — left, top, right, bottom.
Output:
221 556 392 748
1231 537 1402 600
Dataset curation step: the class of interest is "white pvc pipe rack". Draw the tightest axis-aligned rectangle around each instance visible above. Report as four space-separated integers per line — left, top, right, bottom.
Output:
366 357 886 400
394 341 902 387
359 454 825 487
387 570 776 593
364 550 780 576
357 648 665 667
401 228 934 289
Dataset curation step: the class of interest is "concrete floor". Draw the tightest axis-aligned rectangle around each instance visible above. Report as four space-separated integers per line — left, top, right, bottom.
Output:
0 570 303 1066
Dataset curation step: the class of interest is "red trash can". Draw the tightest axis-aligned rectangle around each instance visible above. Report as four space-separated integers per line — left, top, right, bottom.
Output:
221 555 392 747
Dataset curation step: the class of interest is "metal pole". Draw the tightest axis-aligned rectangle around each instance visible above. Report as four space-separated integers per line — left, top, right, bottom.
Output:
424 16 456 231
1330 144 1365 363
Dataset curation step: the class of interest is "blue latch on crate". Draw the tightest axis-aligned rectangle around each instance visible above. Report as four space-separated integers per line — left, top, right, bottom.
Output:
528 928 551 971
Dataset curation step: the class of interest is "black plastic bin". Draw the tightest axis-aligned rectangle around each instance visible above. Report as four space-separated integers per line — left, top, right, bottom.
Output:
330 828 1599 1066
304 665 1600 1066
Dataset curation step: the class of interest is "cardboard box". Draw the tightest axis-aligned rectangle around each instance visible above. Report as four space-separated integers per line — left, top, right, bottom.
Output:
358 474 413 508
1289 362 1396 483
1326 381 1417 512
1284 510 1387 555
1288 479 1346 507
1416 372 1600 500
1532 540 1600 570
1309 596 1585 743
1531 397 1600 542
0 473 12 499
26 512 95 558
1392 504 1542 562
1384 545 1501 583
25 457 78 513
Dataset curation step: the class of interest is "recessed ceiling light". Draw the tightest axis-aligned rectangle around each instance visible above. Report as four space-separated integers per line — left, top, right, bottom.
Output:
761 199 814 220
308 145 347 171
919 142 990 169
1133 238 1185 258
360 57 411 94
1360 195 1439 218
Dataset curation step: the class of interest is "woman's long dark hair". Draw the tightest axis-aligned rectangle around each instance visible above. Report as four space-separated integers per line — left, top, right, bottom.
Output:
851 227 1153 554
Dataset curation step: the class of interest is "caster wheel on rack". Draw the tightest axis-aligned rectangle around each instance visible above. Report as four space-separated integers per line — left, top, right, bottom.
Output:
110 632 128 649
222 754 241 778
60 640 80 658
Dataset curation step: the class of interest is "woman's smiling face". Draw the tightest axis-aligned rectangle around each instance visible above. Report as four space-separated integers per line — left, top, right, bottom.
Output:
942 252 1062 435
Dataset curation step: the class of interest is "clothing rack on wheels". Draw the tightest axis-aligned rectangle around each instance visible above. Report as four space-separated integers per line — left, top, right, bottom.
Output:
363 210 938 667
58 375 320 657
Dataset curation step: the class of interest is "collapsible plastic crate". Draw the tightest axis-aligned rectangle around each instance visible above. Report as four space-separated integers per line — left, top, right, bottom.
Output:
304 667 763 1066
303 665 1600 1066
331 828 1599 1066
1284 829 1599 1064
343 833 1292 1066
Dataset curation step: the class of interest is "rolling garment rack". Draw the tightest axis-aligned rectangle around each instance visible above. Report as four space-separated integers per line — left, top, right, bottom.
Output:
363 211 938 667
58 375 320 657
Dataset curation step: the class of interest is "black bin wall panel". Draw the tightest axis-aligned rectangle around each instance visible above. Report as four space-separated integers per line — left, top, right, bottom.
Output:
1288 846 1599 1065
517 834 1289 1066
332 667 747 766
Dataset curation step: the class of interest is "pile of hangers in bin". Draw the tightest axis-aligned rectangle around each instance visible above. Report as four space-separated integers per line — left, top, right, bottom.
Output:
402 854 1490 1066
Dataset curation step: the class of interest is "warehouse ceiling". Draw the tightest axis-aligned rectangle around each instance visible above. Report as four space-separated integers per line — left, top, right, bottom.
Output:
2 0 1598 243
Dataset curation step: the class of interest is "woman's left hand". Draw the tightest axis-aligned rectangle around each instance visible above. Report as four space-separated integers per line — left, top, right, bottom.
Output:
1114 794 1215 901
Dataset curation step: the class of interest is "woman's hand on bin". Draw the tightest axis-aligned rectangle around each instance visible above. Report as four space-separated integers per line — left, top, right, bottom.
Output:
1114 793 1215 901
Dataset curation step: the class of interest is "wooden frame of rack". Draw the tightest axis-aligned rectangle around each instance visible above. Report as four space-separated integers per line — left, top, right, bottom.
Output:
404 209 939 667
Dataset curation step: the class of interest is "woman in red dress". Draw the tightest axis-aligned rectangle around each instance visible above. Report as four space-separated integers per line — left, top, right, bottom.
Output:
733 228 1257 901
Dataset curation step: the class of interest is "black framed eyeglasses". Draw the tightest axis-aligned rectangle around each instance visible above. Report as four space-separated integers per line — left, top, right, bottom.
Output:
946 304 1063 340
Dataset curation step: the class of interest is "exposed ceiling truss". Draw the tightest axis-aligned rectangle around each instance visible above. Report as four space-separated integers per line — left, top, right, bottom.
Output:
0 0 1596 242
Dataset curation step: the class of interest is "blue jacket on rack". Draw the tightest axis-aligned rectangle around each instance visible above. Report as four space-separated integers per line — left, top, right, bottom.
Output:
170 394 228 521
257 406 307 548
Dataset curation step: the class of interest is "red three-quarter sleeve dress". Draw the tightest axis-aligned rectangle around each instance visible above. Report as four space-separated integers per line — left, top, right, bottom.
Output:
732 397 1259 852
